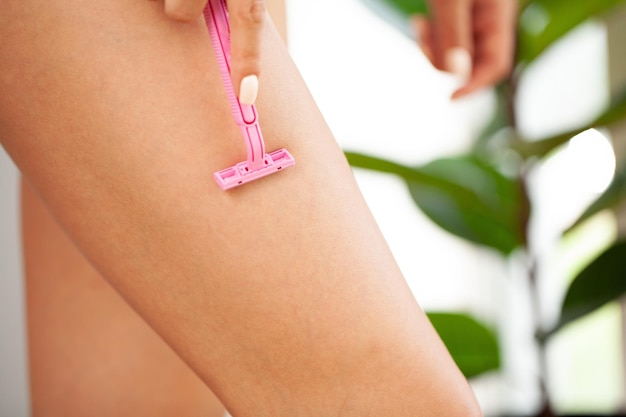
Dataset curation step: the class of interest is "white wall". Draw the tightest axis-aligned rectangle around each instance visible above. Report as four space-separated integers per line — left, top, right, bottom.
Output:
0 149 30 417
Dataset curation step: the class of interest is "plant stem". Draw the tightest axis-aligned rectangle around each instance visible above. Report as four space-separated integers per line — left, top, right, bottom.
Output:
512 72 553 414
504 72 519 130
527 250 554 416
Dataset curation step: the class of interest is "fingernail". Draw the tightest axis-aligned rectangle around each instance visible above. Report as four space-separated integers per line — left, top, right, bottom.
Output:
445 47 472 79
239 75 258 105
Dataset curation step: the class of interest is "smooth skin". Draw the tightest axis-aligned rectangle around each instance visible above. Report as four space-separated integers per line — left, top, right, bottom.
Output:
3 0 514 416
22 1 285 415
22 180 226 416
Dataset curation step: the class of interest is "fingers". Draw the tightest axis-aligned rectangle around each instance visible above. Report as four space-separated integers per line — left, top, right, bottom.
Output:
423 0 473 78
452 0 517 99
412 15 435 65
164 0 207 22
162 0 264 105
227 0 265 104
416 0 516 99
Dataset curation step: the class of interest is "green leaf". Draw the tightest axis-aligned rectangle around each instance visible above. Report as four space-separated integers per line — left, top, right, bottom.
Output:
346 152 489 197
595 87 626 126
518 0 626 64
471 84 512 158
544 240 626 338
407 156 527 254
361 0 428 16
512 88 626 159
345 152 527 254
565 162 626 234
427 312 500 378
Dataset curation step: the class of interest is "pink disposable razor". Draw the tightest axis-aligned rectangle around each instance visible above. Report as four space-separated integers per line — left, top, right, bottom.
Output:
204 0 295 190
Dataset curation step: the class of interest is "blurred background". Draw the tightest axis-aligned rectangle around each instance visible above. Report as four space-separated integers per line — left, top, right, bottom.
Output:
1 0 625 415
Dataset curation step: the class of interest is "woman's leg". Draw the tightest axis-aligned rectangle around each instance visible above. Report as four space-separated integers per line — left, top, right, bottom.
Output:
22 179 225 416
0 0 480 416
22 2 287 414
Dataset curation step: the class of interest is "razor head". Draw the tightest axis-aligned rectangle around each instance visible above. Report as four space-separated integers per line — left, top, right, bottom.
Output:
214 148 295 190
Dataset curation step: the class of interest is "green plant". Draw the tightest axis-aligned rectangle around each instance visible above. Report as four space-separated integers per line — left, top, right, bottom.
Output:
352 0 626 414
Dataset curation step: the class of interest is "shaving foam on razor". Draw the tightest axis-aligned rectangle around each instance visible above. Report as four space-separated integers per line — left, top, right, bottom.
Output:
204 0 295 190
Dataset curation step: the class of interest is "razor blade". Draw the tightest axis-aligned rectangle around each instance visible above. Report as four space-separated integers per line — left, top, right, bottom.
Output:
214 148 295 190
204 0 295 191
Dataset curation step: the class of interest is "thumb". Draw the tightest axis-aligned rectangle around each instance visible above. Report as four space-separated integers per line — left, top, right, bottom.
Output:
164 0 208 22
429 0 473 79
227 0 265 105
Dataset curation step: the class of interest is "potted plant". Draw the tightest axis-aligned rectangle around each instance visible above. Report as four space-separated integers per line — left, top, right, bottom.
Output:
346 0 626 415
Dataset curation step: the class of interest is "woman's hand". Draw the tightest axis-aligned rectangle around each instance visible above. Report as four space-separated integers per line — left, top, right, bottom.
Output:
414 0 517 99
163 0 264 105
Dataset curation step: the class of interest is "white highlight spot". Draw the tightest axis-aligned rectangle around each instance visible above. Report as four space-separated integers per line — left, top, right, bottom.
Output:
521 3 550 36
566 129 615 194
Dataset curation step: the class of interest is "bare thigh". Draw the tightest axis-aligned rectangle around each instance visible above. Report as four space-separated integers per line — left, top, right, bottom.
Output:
22 179 225 416
0 0 479 416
